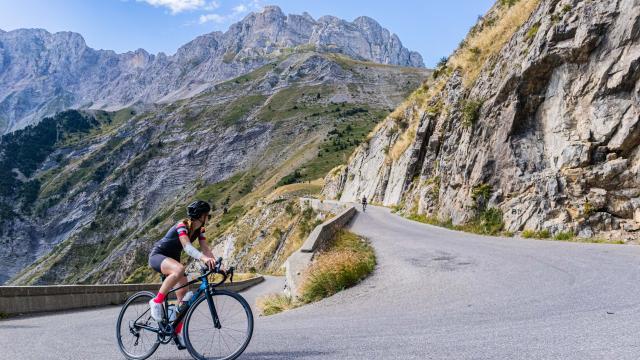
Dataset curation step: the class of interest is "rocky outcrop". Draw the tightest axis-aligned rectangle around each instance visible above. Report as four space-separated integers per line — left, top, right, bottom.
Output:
324 0 640 241
0 6 423 133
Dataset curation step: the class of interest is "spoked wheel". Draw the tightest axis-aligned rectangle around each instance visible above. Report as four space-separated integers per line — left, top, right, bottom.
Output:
116 291 161 360
184 289 254 360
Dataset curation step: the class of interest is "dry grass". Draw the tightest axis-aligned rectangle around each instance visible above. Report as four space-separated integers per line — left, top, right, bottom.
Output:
256 230 376 316
299 230 376 303
384 76 448 161
257 293 297 316
379 0 541 160
449 0 541 87
267 180 323 200
389 126 417 160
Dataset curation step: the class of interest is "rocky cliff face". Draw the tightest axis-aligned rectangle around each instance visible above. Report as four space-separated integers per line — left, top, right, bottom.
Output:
0 6 423 133
324 0 640 241
3 51 428 285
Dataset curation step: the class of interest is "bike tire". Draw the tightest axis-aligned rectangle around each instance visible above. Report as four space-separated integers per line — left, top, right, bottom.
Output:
184 289 254 360
116 291 161 360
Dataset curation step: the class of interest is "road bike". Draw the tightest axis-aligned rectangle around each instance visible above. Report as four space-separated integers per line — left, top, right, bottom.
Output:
116 258 253 360
362 202 367 212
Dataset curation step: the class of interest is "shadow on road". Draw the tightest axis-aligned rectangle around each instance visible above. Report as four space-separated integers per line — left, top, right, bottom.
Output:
241 350 334 359
0 324 39 329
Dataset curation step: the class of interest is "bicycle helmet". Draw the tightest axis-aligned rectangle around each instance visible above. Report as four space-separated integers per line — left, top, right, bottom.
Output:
187 200 211 218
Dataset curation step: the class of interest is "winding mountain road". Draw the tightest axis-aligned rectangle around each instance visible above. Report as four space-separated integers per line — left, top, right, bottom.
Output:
2 205 640 359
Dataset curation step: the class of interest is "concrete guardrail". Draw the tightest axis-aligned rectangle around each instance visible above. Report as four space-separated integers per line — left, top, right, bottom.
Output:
284 201 356 298
0 276 264 317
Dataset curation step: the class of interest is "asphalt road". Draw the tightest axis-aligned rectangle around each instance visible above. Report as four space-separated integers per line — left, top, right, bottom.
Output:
2 205 640 359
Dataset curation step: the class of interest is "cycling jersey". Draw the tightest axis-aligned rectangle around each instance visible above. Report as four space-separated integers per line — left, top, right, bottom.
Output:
150 221 206 261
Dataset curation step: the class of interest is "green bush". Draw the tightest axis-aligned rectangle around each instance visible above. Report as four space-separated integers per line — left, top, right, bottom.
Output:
554 231 573 241
471 183 492 210
583 200 595 217
500 0 519 7
461 100 483 127
526 22 541 40
477 207 504 235
276 169 302 187
537 229 551 239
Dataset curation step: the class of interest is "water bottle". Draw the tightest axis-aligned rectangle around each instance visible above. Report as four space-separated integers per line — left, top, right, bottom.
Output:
177 291 194 314
168 304 177 322
183 291 194 303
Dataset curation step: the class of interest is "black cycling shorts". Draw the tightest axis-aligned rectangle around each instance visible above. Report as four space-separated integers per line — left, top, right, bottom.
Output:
148 253 179 273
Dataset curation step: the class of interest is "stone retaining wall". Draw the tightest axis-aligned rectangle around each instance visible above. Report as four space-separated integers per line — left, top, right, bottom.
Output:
284 204 356 297
0 276 264 316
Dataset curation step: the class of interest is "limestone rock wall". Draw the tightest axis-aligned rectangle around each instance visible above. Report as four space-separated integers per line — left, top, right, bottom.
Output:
324 0 640 240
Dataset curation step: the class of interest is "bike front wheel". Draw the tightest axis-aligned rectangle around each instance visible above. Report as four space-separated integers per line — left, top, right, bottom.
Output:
115 291 161 360
184 289 254 360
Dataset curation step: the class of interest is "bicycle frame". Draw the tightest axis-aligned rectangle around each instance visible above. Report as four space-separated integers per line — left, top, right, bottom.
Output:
134 270 226 335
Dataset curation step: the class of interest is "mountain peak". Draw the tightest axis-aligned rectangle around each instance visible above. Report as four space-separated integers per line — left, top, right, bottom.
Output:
260 5 285 15
0 9 423 133
353 16 383 29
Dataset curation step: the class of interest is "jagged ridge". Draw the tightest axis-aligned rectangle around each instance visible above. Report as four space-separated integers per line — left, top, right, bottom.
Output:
0 6 423 133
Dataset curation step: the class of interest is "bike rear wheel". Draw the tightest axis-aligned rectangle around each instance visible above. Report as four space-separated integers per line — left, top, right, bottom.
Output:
184 289 254 360
116 291 161 360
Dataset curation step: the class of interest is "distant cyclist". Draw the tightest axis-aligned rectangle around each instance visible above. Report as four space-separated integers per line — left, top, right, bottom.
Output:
147 200 217 348
361 196 367 212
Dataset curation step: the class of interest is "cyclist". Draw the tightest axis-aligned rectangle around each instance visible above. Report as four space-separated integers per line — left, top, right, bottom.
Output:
147 200 217 347
361 196 367 212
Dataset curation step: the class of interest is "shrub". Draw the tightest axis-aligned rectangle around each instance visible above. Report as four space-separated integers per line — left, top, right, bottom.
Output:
526 21 540 40
554 231 573 241
537 229 551 238
522 229 536 238
477 207 504 235
462 100 483 127
471 183 492 210
285 202 296 215
469 47 482 56
583 200 595 217
276 169 302 187
500 0 520 7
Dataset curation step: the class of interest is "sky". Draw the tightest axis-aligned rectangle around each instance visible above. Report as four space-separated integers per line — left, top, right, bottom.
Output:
0 0 495 67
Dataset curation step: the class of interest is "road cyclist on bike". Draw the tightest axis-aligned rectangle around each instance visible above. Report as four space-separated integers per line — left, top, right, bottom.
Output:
361 196 368 212
147 200 217 349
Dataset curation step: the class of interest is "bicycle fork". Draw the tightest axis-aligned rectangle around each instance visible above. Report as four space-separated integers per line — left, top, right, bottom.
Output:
199 277 222 329
205 287 222 329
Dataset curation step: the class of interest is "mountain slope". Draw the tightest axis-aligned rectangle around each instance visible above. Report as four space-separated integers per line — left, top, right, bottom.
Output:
324 0 640 241
4 51 429 285
0 6 423 133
